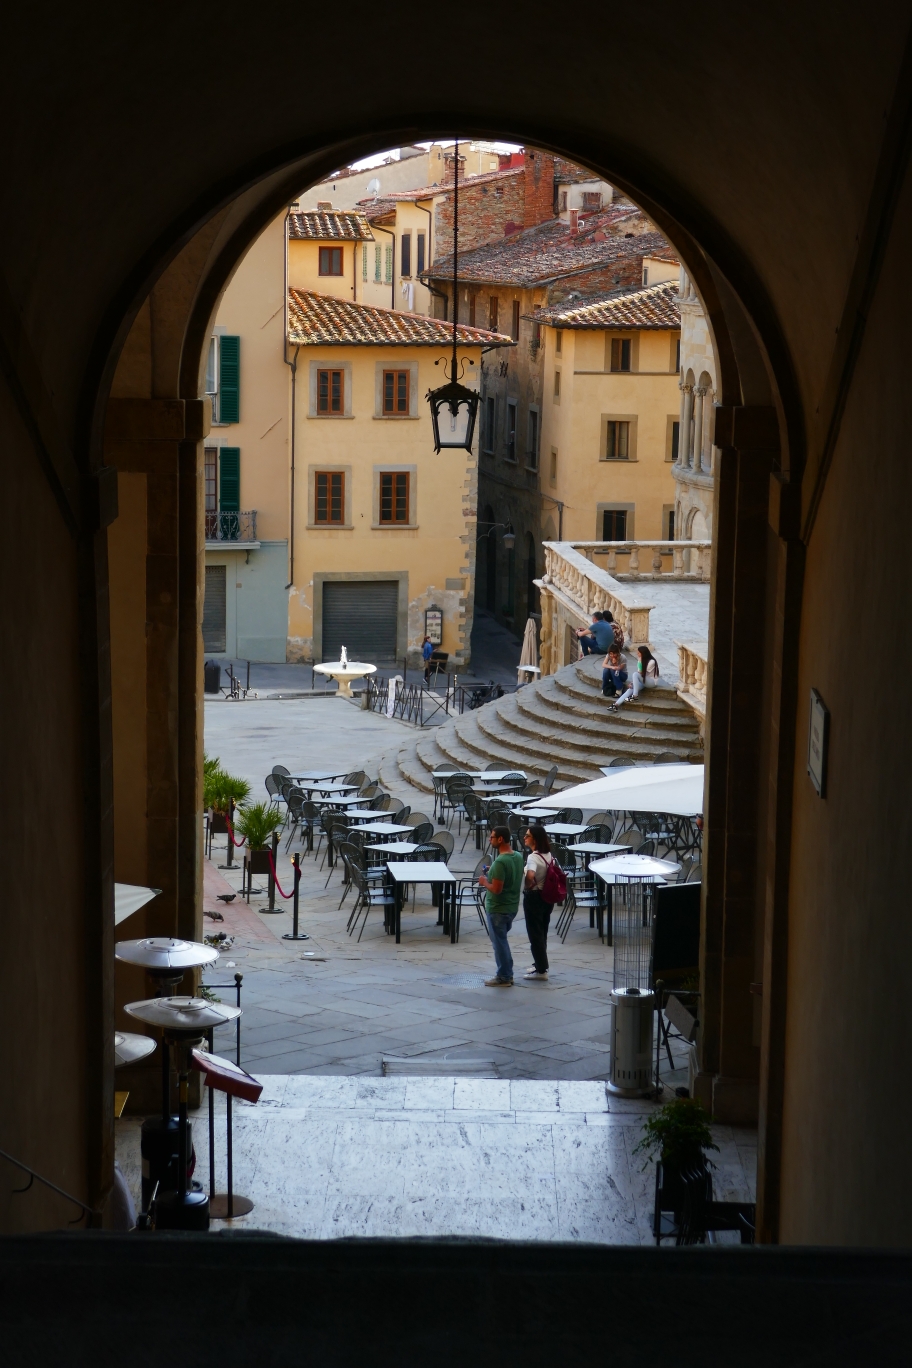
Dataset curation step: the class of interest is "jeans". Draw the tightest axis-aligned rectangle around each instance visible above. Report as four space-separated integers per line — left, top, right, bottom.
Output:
578 634 599 655
486 910 516 981
602 667 628 697
523 888 554 972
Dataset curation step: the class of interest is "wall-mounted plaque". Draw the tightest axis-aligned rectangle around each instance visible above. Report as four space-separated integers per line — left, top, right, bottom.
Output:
807 688 829 797
425 607 443 646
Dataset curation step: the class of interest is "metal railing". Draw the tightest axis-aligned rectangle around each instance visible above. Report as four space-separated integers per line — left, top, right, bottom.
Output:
365 676 514 726
0 1146 98 1225
205 510 258 543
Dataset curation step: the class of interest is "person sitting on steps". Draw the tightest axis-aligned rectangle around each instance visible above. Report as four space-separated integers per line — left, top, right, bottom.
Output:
575 610 615 657
602 644 628 700
611 645 660 710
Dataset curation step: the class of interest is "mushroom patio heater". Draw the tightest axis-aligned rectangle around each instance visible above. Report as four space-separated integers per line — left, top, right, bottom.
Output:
426 137 479 453
115 937 219 1213
124 996 241 1230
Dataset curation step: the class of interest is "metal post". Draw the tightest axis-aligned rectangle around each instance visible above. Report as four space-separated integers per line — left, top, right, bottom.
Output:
208 1027 216 1197
235 973 242 1066
177 1059 188 1200
655 978 665 1097
226 1093 234 1219
283 852 309 941
267 831 277 911
222 798 235 869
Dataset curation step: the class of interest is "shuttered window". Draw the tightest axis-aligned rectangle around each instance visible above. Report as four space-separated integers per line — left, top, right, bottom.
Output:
417 232 426 276
400 233 411 277
362 245 368 280
605 421 630 460
203 565 227 652
610 337 632 371
317 369 344 414
219 447 241 510
382 370 409 415
204 447 218 512
379 472 409 523
218 335 240 423
511 301 520 340
385 245 393 283
315 471 345 524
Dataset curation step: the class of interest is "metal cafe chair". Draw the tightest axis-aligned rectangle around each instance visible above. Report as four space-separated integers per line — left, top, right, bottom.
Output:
346 864 396 942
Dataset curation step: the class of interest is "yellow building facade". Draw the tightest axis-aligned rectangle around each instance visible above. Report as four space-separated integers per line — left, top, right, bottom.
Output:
536 280 682 543
205 208 511 665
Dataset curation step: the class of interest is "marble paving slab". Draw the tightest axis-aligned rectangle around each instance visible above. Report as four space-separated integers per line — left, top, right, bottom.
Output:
116 1075 755 1245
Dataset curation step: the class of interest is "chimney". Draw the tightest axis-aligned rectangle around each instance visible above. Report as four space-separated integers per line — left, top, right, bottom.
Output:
523 148 556 229
443 152 466 185
569 209 579 236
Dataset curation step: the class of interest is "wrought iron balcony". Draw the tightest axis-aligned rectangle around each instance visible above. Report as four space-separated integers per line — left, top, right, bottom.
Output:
205 510 258 543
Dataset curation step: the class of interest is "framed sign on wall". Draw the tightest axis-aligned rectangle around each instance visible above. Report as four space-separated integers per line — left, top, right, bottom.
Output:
807 688 829 797
425 606 443 646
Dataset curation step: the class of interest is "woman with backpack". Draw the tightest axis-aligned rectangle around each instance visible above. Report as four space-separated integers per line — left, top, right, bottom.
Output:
521 824 567 980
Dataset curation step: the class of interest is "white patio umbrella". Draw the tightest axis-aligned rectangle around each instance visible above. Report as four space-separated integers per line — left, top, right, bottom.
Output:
517 617 539 686
539 763 703 817
114 883 162 926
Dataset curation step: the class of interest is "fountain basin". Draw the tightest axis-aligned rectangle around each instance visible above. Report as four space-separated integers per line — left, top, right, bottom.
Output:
313 660 376 698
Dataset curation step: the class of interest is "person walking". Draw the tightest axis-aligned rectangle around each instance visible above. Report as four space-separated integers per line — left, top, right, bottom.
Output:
422 635 434 684
477 824 525 986
601 643 628 699
522 824 557 979
612 644 660 709
574 610 615 656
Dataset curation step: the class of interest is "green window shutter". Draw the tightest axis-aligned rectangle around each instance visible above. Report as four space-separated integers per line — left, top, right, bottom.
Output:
219 447 241 511
219 335 240 423
385 246 392 283
362 245 368 280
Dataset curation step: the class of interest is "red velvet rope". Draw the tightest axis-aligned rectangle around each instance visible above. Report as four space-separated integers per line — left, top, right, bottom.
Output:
225 817 246 848
268 851 301 899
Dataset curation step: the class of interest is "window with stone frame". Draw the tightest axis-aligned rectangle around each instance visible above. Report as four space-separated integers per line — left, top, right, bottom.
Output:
319 246 343 276
315 471 345 523
506 400 517 461
610 337 632 372
604 420 630 460
382 369 410 416
379 471 410 524
317 369 344 414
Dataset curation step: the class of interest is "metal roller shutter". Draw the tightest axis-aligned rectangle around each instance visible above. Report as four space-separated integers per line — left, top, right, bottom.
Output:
322 580 399 665
203 565 227 652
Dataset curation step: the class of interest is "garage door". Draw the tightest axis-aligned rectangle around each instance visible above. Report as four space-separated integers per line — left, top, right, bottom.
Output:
322 580 399 665
203 565 227 652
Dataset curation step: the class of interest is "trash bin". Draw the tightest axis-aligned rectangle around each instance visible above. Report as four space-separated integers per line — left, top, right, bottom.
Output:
204 661 221 694
608 987 655 1096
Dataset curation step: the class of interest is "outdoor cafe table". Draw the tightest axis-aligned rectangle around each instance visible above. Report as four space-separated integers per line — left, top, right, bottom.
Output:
290 770 352 783
510 806 553 820
356 822 414 837
589 854 681 884
440 770 526 781
364 841 416 855
543 822 590 837
568 841 627 866
385 862 458 943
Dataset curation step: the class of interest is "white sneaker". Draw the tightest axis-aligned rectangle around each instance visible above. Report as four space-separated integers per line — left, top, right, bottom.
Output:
524 968 548 979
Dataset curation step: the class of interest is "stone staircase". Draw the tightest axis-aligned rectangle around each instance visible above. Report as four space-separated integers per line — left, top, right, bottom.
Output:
376 655 704 798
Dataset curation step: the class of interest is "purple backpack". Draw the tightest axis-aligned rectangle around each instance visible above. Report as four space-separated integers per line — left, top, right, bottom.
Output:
542 855 568 905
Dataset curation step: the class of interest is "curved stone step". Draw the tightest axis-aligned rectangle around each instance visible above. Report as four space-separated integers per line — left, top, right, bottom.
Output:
512 684 700 746
471 702 699 771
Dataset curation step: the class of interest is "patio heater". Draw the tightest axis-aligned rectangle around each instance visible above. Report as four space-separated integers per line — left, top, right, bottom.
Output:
124 996 241 1230
115 937 219 1211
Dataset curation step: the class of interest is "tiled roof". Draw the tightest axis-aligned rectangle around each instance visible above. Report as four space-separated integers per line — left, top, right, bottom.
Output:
528 280 681 330
357 166 524 205
288 210 374 241
286 289 514 347
425 209 675 287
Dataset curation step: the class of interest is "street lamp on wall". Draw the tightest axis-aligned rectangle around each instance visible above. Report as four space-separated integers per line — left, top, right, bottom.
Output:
477 521 515 550
426 136 479 453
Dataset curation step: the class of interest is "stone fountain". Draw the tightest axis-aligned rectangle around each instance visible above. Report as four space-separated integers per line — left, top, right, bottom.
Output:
313 646 377 699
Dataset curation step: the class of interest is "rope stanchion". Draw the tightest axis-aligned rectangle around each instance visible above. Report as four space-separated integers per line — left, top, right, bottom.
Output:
283 852 309 941
267 849 298 900
225 819 246 848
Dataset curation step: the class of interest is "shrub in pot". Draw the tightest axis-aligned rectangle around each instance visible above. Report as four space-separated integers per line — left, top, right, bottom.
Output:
205 769 251 833
634 1097 718 1225
235 800 284 876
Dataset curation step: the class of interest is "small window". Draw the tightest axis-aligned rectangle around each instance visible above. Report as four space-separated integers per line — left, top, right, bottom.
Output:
602 509 628 540
489 296 499 331
469 294 476 327
511 301 520 340
416 232 426 276
317 369 344 414
643 267 649 285
527 410 539 469
582 191 602 210
506 401 517 461
550 447 558 483
553 370 561 400
605 420 630 460
401 233 411 278
382 369 410 415
374 244 382 282
204 447 218 513
671 421 680 462
667 509 675 540
559 190 568 211
675 338 681 372
205 338 219 421
315 471 345 524
483 395 495 454
555 330 562 355
319 246 343 276
379 471 410 523
610 337 632 372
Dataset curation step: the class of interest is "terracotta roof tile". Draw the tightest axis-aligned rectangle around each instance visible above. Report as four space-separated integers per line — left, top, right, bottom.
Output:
287 289 514 347
529 279 681 330
357 166 524 206
426 210 675 287
288 210 374 241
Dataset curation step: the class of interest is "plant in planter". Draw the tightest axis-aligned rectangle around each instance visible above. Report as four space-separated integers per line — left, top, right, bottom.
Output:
233 800 283 852
634 1097 719 1237
206 770 251 823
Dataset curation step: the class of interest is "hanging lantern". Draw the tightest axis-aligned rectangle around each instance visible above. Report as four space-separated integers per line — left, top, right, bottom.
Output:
426 137 479 453
502 524 516 551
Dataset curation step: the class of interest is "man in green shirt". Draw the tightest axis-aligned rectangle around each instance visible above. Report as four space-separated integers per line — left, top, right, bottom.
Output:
477 824 525 986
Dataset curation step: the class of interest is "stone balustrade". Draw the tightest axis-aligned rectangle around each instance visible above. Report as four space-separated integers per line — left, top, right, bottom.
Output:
536 542 655 675
571 540 712 582
676 639 709 717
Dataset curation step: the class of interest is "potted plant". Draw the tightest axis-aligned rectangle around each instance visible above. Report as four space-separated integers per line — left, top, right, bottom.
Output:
206 769 251 834
634 1097 719 1234
234 800 284 882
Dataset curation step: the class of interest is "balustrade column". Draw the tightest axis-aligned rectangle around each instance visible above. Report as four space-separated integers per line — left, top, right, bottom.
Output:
679 382 693 466
692 386 706 472
701 392 714 471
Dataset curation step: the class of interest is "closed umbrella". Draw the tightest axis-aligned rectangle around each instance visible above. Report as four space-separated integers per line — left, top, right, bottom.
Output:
539 763 703 817
517 617 540 686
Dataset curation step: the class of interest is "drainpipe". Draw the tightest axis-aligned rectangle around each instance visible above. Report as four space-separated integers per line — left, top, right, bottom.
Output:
282 206 299 590
372 222 396 308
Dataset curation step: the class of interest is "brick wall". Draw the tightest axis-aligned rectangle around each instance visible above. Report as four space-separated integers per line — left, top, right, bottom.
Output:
434 171 526 255
544 254 648 305
524 150 555 228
